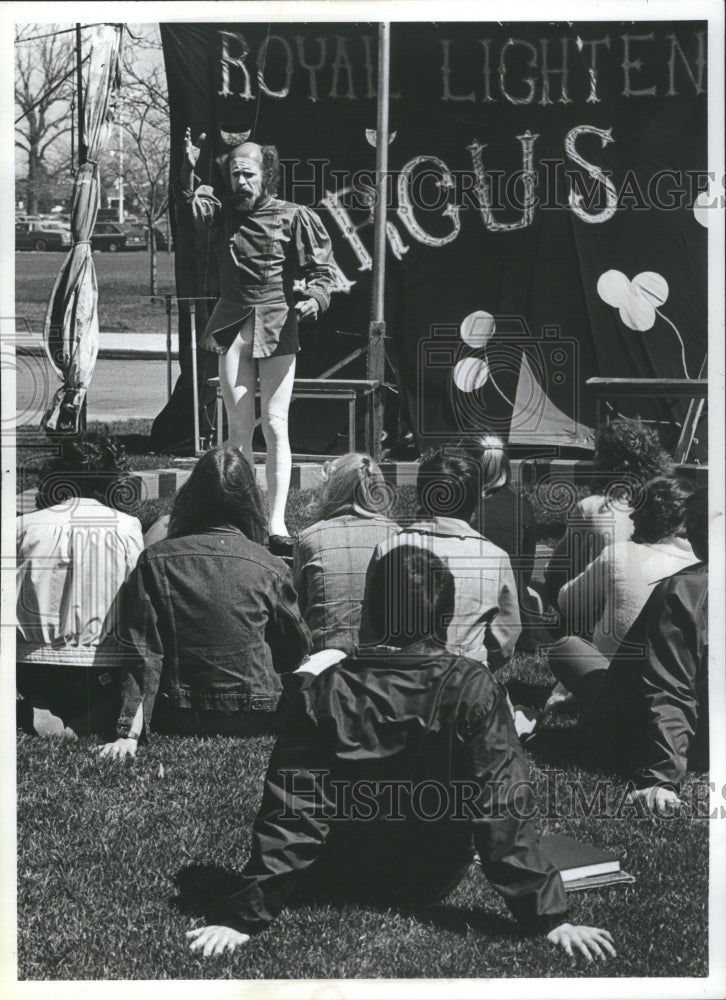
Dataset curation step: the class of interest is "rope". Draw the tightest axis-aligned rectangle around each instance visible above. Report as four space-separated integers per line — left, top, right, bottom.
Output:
15 23 116 43
483 350 516 407
14 62 82 125
655 308 691 380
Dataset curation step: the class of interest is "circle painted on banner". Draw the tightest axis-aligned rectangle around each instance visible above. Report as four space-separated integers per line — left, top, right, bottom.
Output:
453 357 489 392
631 271 669 308
460 311 495 349
596 269 631 308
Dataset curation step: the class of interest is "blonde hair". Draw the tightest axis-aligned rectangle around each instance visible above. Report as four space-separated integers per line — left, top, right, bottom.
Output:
312 453 392 520
468 434 510 495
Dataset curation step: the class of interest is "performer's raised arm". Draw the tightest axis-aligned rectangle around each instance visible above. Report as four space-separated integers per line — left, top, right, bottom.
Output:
176 126 220 228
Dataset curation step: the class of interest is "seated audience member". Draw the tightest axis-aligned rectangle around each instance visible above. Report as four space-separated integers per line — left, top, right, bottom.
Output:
547 476 699 694
552 487 708 813
359 446 520 668
187 545 615 962
294 453 401 654
97 447 311 759
16 431 143 736
544 418 673 605
466 434 544 650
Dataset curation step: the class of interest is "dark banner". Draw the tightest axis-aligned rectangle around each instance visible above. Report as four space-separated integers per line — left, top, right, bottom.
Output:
153 21 708 454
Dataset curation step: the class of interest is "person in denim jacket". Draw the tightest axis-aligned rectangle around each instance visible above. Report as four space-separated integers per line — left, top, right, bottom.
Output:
97 447 311 760
294 454 401 654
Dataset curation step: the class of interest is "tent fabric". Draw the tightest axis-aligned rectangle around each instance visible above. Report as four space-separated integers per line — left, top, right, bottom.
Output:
156 21 708 454
42 24 123 435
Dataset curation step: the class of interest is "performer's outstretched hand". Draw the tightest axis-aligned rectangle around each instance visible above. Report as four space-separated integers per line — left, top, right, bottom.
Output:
183 126 207 172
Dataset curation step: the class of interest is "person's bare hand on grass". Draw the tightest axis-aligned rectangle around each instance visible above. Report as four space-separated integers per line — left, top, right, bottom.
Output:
95 737 138 761
626 785 682 816
187 925 250 956
547 923 616 962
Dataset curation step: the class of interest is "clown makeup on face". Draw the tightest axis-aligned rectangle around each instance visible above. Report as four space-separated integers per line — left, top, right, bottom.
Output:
229 143 265 211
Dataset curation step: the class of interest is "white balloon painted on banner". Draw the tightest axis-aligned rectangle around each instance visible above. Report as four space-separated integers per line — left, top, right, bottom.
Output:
596 269 669 332
460 311 496 349
693 177 724 228
453 357 489 392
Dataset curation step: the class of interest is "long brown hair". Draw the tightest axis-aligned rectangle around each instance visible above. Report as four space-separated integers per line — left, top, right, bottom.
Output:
168 447 266 543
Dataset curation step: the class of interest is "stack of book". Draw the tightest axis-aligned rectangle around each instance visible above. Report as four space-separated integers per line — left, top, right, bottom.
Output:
540 833 635 892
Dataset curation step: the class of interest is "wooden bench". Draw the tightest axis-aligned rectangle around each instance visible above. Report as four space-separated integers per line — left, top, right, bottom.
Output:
208 377 380 453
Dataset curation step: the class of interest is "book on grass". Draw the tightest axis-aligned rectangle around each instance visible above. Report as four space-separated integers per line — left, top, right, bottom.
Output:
540 834 635 891
562 870 636 893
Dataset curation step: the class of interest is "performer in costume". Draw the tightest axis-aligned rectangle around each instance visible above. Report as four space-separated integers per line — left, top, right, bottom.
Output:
177 129 339 553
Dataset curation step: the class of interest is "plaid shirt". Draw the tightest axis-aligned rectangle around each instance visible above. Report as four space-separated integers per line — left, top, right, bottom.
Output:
359 517 521 668
294 506 401 654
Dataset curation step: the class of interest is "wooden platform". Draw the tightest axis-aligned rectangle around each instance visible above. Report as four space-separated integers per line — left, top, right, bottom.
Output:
209 377 379 453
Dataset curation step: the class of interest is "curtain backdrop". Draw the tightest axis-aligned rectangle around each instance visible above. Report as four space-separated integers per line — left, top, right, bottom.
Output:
154 20 708 455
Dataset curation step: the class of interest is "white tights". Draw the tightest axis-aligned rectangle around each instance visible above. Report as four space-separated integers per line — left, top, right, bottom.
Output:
218 317 296 538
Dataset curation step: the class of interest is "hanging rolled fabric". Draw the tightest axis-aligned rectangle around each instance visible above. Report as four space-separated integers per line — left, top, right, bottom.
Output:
42 23 123 435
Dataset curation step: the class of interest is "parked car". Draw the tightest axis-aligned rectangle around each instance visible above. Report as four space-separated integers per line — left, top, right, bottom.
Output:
90 222 147 252
15 219 72 252
124 225 148 251
151 226 174 251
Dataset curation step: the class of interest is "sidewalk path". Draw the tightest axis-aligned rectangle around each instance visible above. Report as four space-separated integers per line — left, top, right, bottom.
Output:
15 330 179 360
16 356 177 424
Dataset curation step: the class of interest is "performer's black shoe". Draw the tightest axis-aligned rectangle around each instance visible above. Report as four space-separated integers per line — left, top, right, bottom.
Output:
268 534 295 557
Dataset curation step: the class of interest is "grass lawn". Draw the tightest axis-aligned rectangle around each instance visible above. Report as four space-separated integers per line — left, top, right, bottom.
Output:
14 422 709 980
14 250 176 335
17 712 709 980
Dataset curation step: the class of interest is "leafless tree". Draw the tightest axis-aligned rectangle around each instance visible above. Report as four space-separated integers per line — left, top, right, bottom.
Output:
116 26 170 295
15 25 76 215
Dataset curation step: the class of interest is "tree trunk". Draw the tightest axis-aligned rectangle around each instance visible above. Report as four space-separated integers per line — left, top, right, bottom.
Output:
149 223 157 296
27 152 40 216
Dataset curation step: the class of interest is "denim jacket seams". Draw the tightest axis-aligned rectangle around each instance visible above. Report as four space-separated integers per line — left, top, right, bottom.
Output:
115 527 311 736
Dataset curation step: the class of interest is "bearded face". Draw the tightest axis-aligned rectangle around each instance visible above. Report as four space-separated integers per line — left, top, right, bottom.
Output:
229 145 265 211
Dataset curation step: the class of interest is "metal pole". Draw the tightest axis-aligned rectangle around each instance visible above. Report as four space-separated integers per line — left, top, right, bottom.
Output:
367 22 390 461
75 25 87 165
371 22 390 325
76 23 88 436
118 114 125 223
165 294 173 399
189 300 201 453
